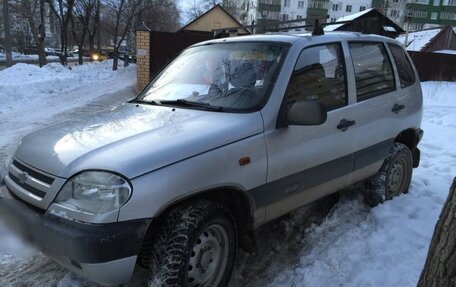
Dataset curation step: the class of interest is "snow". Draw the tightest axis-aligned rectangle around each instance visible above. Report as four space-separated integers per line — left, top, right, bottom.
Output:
396 28 442 52
0 60 135 167
0 69 455 286
0 51 61 62
434 49 456 55
324 8 374 32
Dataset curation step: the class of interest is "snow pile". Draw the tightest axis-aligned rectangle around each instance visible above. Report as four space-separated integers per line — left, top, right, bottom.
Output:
0 60 136 167
0 51 62 61
433 49 456 55
396 28 441 52
0 51 30 59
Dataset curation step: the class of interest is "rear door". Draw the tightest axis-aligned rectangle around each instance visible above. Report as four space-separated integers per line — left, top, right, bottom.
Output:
264 42 357 221
346 41 398 182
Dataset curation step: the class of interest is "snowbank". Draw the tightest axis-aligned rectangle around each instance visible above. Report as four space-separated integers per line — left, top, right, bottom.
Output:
0 51 61 61
0 60 136 168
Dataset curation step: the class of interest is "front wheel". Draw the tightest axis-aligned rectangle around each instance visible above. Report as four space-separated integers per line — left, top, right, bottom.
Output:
363 143 413 207
148 200 237 287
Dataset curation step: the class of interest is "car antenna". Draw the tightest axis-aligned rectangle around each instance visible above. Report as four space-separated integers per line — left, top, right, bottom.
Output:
312 19 324 36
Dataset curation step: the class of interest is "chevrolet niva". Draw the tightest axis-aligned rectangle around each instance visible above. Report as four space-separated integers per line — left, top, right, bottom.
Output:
0 32 423 286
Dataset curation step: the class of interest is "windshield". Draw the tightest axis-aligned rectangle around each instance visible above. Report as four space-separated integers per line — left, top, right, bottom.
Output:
137 42 289 112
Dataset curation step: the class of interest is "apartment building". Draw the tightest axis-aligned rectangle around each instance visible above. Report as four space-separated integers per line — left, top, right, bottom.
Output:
239 0 282 25
281 0 308 21
328 0 372 23
406 0 456 30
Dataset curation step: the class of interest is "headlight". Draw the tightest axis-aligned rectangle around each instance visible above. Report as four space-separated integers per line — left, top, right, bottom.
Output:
91 54 99 61
55 171 131 215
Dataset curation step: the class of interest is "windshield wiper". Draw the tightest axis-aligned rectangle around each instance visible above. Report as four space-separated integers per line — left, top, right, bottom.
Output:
129 99 159 106
159 99 226 111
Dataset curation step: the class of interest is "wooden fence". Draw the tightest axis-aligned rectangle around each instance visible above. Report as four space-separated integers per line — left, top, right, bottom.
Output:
408 51 456 82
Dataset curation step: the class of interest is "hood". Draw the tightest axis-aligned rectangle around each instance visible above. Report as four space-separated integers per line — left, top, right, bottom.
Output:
14 103 263 178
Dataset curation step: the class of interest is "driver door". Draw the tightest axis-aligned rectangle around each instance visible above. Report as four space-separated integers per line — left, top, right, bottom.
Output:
264 43 357 221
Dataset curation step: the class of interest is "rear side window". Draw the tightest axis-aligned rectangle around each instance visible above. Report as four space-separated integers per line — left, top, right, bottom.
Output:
388 44 416 88
349 42 395 101
286 43 347 111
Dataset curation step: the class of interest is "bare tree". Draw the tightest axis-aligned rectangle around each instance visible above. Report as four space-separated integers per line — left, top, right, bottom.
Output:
184 0 239 24
87 0 100 53
418 178 456 286
47 0 75 65
71 0 96 64
2 0 13 67
104 0 142 71
10 0 47 67
138 0 180 32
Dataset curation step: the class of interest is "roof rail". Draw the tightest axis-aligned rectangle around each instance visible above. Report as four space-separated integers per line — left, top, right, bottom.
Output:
211 18 364 37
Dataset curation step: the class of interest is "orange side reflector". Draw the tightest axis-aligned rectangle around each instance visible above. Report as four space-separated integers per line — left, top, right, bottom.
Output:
239 157 251 166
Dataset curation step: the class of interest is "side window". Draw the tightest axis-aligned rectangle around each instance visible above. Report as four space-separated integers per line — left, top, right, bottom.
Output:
388 44 416 88
348 42 395 101
285 43 347 111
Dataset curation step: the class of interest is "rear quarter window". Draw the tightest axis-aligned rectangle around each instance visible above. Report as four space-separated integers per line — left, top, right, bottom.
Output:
348 42 395 101
388 44 416 88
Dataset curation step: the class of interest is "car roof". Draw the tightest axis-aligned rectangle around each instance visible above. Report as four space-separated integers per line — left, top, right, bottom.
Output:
192 31 401 47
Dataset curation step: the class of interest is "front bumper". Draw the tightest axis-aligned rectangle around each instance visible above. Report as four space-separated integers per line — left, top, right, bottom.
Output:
0 184 149 286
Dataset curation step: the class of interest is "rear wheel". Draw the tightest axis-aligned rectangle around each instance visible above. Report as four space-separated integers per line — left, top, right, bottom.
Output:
363 143 413 207
148 200 236 287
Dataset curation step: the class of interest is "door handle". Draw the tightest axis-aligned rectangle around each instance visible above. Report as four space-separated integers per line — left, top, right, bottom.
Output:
337 119 356 131
392 104 405 114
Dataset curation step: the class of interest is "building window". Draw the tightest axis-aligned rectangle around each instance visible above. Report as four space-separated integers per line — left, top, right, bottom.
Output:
284 0 290 7
412 10 428 18
282 13 289 21
409 23 424 31
359 6 366 11
346 5 352 12
331 17 337 22
431 12 438 19
297 15 303 19
333 4 339 10
433 0 440 5
390 10 398 17
440 11 456 20
309 0 328 9
298 1 305 8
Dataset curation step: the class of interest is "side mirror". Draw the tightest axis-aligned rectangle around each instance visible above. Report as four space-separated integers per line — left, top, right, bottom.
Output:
287 99 327 126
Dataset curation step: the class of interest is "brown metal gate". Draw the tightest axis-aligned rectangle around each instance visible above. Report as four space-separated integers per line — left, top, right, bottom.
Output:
149 31 214 79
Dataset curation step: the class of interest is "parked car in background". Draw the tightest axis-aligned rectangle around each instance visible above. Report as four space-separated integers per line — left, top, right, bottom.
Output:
56 49 74 58
90 52 107 62
44 48 59 56
0 32 423 286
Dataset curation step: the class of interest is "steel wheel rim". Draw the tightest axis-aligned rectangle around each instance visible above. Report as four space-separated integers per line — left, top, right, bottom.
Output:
387 157 407 197
188 224 229 287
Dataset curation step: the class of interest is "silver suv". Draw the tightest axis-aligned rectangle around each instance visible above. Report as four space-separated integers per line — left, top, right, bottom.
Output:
0 32 423 286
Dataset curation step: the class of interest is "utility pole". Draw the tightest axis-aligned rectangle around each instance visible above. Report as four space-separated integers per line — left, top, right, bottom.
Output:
404 16 411 47
2 0 13 67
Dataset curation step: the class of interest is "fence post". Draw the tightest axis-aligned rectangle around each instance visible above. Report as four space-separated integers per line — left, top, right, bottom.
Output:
136 23 151 93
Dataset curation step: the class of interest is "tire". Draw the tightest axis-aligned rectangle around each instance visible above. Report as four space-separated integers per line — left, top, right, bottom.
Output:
363 143 413 207
148 200 237 287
